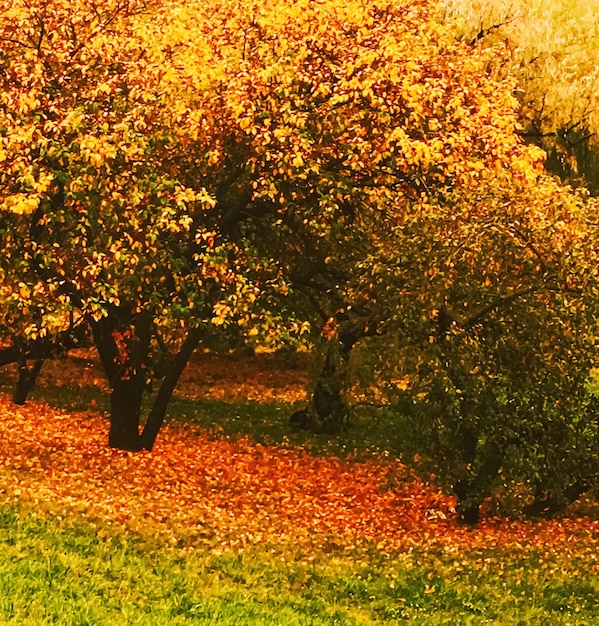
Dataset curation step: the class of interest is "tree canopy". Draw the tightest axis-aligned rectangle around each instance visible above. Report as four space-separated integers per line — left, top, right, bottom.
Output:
443 0 599 192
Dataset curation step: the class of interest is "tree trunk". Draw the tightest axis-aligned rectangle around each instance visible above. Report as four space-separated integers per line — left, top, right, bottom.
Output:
453 479 482 525
453 428 481 525
140 327 202 451
11 338 54 405
91 309 203 450
309 343 349 433
13 358 45 405
90 308 152 451
453 444 503 525
300 329 358 434
108 376 145 451
3 325 88 405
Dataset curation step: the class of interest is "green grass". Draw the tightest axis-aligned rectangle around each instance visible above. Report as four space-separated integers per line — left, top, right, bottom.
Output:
0 503 598 624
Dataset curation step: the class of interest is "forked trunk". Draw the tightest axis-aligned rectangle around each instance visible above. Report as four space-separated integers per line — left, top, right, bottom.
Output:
91 310 201 450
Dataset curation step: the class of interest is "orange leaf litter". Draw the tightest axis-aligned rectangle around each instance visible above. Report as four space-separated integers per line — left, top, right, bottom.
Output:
0 393 598 556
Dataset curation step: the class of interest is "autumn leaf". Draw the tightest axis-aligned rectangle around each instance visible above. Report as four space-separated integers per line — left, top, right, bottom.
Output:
0 390 596 559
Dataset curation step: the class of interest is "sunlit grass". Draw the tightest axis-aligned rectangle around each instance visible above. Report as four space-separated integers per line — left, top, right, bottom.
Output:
1 504 599 624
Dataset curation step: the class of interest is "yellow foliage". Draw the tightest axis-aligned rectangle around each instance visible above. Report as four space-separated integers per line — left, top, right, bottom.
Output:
443 0 599 139
0 0 594 347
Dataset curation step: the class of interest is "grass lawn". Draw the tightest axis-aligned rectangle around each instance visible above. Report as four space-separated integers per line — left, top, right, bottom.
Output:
0 351 598 624
1 505 599 625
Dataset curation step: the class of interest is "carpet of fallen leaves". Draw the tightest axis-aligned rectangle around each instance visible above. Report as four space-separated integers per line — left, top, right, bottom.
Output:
0 350 598 558
1 394 599 558
30 349 309 404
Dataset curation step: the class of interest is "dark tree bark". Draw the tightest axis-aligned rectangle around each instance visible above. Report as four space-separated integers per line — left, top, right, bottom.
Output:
452 484 482 526
309 341 350 433
0 346 19 367
108 375 146 451
13 357 45 405
294 324 364 434
91 309 201 451
140 327 202 451
91 309 152 451
453 440 504 526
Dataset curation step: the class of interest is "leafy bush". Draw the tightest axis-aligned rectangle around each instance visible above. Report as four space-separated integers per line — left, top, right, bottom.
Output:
396 294 599 523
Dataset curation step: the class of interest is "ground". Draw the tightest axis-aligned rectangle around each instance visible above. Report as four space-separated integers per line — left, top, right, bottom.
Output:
0 349 598 623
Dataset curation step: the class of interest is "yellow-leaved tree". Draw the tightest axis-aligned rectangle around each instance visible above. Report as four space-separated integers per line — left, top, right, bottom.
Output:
1 0 537 449
0 0 274 449
443 0 599 192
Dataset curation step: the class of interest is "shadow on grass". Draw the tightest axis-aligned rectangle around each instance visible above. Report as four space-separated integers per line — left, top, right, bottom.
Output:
0 366 406 459
166 396 407 459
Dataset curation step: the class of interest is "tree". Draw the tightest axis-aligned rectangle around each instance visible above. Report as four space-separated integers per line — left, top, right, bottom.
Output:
442 0 599 193
1 0 539 449
354 165 599 522
0 0 277 450
186 0 552 431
